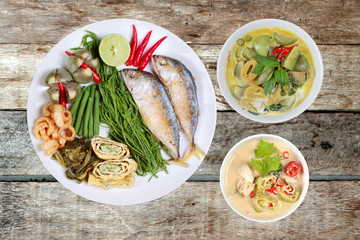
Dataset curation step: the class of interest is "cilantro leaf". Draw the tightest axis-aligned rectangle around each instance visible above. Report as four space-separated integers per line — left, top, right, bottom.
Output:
263 156 281 173
255 140 275 158
249 158 267 175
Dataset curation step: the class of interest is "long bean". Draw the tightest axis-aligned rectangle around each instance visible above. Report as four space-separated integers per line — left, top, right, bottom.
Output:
83 84 96 138
70 86 86 126
74 87 90 134
93 90 100 136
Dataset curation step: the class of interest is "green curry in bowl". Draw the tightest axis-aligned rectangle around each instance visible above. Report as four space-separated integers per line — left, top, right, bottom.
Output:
226 27 315 115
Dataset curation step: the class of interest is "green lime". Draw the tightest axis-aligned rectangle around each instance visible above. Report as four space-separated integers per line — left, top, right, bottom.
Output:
99 34 130 67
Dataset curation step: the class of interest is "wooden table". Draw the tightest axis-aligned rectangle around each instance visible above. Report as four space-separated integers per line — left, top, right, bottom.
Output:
1 0 359 239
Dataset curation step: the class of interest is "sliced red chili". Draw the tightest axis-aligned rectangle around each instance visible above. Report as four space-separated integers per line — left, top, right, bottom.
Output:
133 30 152 67
271 45 299 62
139 36 167 70
65 51 101 83
125 24 138 66
58 82 66 109
276 181 285 187
266 187 278 195
283 151 290 159
249 191 254 198
269 203 273 207
286 161 300 177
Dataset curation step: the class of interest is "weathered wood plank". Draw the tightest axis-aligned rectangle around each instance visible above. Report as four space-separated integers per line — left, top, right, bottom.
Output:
0 181 359 240
0 0 359 45
0 44 359 110
1 111 359 176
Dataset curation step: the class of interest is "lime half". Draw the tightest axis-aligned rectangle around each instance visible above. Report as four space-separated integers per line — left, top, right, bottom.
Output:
99 34 130 67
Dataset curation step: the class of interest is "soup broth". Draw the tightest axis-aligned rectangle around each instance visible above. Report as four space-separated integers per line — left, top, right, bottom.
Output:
224 139 304 220
226 27 315 115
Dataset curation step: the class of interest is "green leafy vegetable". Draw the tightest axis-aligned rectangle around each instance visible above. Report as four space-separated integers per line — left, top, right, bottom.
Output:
263 75 276 96
274 68 289 86
255 140 275 158
249 140 281 175
253 55 280 68
252 64 264 75
268 103 286 111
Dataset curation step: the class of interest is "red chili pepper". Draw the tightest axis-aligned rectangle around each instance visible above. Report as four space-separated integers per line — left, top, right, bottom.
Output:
271 47 287 55
286 161 300 177
133 30 152 67
65 51 101 83
283 151 290 159
269 203 274 207
139 36 167 70
276 181 285 187
266 187 278 195
271 45 298 62
58 82 66 109
249 191 254 198
125 25 138 66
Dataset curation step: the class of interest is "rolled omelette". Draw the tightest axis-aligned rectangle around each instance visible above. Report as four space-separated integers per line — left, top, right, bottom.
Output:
87 158 138 189
91 136 130 160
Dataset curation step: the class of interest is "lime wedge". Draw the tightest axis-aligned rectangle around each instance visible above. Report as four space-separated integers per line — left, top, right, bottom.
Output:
99 34 130 67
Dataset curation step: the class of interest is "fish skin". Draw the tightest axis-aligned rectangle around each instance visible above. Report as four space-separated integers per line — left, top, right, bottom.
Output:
151 55 199 146
120 69 180 159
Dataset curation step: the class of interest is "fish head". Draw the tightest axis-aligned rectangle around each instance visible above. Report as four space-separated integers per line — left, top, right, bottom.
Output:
151 55 180 84
120 69 151 100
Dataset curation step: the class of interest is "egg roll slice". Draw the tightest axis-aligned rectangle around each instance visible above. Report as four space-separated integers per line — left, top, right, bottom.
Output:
91 136 130 160
88 172 136 189
87 158 138 189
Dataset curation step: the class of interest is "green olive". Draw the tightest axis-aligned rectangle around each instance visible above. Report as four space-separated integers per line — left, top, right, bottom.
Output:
253 34 272 56
253 193 279 212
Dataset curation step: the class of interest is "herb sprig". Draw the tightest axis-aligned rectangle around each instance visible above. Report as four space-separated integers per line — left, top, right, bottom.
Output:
252 55 290 95
249 140 281 175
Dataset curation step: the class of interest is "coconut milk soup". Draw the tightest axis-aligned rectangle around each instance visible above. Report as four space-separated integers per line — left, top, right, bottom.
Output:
225 139 303 220
226 27 315 116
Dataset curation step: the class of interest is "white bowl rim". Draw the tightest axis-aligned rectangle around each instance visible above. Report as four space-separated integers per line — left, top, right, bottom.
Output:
219 134 309 223
217 19 324 123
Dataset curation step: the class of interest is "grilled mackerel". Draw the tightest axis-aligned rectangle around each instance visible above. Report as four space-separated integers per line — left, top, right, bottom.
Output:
120 69 180 160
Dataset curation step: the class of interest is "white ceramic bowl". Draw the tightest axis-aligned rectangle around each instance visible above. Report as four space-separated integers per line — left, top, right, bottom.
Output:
219 134 309 222
217 19 323 123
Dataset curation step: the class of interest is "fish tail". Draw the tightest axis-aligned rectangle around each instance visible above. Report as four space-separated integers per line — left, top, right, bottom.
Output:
181 143 205 162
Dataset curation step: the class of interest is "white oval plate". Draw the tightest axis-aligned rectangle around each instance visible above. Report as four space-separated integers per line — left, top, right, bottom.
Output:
217 19 323 123
27 19 217 205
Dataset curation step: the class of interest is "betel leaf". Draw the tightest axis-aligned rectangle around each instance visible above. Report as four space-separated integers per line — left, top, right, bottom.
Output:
255 140 275 158
274 68 289 86
253 55 280 68
263 75 276 96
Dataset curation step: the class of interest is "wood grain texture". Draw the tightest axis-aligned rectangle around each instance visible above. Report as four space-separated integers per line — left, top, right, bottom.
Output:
0 181 359 240
0 44 359 110
1 111 359 176
0 0 359 45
